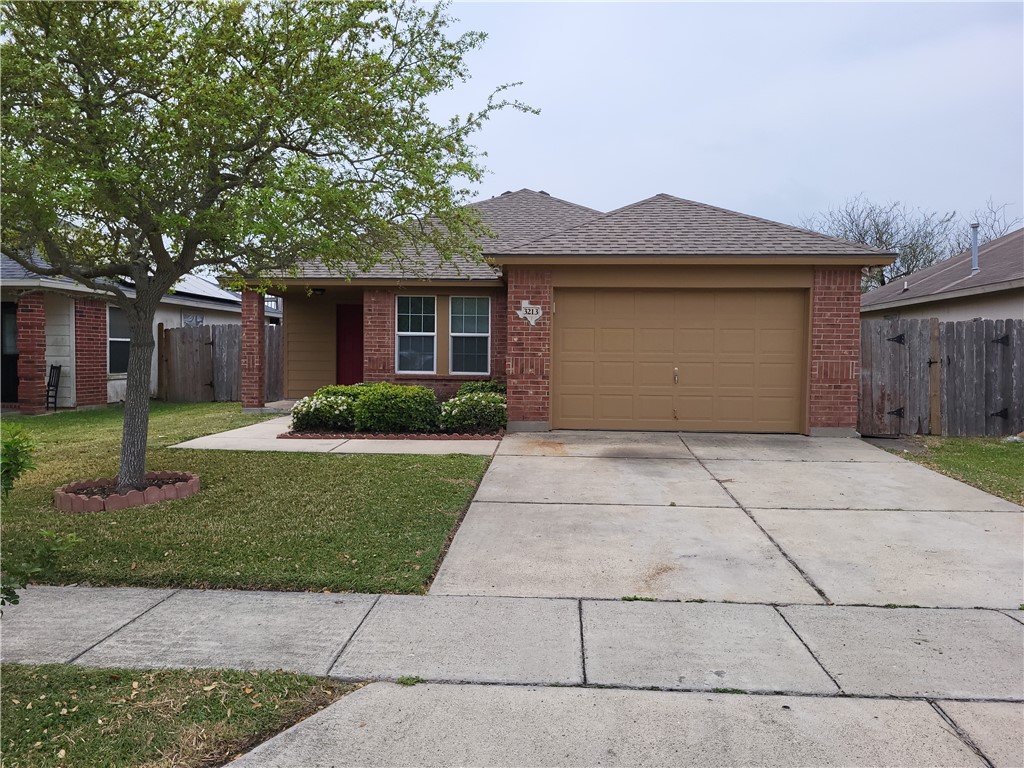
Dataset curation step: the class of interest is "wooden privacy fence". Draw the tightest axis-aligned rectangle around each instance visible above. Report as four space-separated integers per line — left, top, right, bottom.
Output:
859 318 1023 437
158 324 283 403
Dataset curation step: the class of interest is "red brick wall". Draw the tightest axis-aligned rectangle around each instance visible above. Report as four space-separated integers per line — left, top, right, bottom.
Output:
15 293 46 414
505 268 552 425
74 298 107 406
362 289 394 384
808 266 861 430
363 288 507 401
241 289 265 408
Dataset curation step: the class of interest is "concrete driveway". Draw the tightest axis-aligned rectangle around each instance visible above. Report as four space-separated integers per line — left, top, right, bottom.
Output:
431 432 1023 608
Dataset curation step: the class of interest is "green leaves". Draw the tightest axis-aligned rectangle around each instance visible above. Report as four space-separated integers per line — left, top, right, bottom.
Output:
1 0 533 285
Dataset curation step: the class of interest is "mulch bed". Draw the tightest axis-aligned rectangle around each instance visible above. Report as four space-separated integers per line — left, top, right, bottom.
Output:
54 471 200 514
278 430 504 441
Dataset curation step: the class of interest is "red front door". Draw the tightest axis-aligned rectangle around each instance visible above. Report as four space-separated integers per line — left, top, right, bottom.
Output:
336 304 364 385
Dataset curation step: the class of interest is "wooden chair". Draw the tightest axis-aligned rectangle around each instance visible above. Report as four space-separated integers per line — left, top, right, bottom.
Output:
46 364 61 411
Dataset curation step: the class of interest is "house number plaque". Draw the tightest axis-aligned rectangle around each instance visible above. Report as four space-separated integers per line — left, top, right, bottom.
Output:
515 300 543 326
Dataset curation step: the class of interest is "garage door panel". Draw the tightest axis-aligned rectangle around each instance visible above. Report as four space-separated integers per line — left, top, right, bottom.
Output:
598 361 635 386
552 288 806 432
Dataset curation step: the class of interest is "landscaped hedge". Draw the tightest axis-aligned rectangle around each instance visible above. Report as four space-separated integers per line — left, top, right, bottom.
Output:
290 394 355 432
314 383 376 401
457 381 506 396
439 391 507 434
352 383 440 433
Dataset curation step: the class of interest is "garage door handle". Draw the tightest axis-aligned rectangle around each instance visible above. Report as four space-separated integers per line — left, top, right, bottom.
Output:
673 367 678 384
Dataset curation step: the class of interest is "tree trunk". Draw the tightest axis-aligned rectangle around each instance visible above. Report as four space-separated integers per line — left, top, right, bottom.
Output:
116 305 158 492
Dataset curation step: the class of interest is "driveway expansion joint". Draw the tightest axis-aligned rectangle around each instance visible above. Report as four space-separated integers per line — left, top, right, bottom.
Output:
929 700 997 768
577 598 588 685
772 605 844 694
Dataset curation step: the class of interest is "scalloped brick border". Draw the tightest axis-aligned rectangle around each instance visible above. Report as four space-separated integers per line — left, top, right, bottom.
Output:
53 471 200 514
278 430 503 441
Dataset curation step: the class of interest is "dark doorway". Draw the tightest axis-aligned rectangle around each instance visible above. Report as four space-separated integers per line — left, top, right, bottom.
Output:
336 304 364 385
1 302 19 403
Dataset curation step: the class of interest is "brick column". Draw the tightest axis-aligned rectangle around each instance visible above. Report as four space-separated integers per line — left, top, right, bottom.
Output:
808 266 861 435
362 288 394 383
505 268 552 430
490 291 508 385
241 289 265 409
15 293 46 414
74 298 107 406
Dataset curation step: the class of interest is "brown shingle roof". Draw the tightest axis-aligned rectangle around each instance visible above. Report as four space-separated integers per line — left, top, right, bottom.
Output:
860 228 1024 310
287 189 601 281
498 194 891 257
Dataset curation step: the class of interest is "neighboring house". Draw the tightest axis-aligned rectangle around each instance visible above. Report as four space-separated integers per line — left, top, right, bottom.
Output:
1 255 283 413
860 228 1024 321
239 189 893 435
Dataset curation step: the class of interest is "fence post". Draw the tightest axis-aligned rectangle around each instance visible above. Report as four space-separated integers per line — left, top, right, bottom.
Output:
928 317 940 435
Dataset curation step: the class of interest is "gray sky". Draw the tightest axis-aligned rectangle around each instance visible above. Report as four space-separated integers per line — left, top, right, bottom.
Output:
431 1 1023 227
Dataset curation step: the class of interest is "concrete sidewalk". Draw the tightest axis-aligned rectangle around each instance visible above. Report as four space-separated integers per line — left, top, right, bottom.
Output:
3 586 1022 700
170 416 498 456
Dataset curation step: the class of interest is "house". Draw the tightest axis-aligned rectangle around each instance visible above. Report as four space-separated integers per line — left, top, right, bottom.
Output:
239 189 893 435
860 228 1024 321
1 254 283 413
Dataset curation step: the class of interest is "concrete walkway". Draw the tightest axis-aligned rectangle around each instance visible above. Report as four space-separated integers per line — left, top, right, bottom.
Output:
3 585 1022 765
171 416 498 456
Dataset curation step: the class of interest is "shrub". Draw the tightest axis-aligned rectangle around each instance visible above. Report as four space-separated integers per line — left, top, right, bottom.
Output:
439 392 507 434
314 383 375 401
1 425 37 501
1 530 82 609
290 394 356 433
353 383 439 433
457 380 506 396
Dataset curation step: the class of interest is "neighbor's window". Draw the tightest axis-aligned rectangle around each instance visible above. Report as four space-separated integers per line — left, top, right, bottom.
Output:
108 306 131 375
450 297 490 375
396 296 436 373
182 311 204 327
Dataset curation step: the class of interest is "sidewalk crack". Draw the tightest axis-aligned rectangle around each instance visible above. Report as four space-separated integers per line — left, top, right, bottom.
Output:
772 605 844 694
929 700 996 768
67 587 181 664
324 594 380 676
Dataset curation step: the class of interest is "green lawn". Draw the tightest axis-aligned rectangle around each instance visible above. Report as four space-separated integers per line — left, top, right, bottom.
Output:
891 436 1024 506
1 402 488 592
0 664 352 767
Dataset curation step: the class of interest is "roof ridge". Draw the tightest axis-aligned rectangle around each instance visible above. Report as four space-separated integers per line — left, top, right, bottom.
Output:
652 193 893 256
469 188 602 217
503 193 663 252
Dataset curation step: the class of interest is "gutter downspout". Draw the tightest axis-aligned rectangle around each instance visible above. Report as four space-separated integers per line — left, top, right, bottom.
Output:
970 222 980 276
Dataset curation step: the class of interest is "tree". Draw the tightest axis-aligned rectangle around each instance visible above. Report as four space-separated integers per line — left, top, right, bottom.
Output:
801 195 1022 291
1 0 532 491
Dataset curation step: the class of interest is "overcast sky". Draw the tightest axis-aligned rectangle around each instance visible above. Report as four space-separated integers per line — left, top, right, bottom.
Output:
430 1 1023 228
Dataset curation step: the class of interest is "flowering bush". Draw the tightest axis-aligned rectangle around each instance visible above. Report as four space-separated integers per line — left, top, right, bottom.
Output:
290 394 355 432
315 383 375 401
439 392 507 434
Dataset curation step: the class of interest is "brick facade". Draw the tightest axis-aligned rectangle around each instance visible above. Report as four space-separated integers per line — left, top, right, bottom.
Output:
241 289 266 408
74 298 108 406
505 268 553 426
808 266 862 431
361 288 507 401
15 293 47 414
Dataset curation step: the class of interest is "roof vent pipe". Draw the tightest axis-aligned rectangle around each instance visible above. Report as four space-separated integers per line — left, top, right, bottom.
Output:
970 222 980 275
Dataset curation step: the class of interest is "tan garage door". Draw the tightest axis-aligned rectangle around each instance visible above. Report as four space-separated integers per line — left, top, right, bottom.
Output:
552 289 807 432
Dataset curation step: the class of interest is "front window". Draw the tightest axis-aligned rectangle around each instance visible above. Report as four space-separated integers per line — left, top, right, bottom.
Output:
396 296 436 373
450 297 490 375
108 306 130 375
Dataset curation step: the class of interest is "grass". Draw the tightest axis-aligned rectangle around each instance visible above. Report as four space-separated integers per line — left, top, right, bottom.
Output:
1 402 489 593
886 436 1024 505
0 664 352 767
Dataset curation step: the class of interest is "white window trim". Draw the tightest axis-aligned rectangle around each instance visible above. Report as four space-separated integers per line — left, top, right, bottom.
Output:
108 305 131 375
395 295 437 375
449 296 491 376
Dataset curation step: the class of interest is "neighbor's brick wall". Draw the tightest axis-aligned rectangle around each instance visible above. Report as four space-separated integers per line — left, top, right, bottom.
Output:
505 268 552 424
15 293 46 414
74 298 107 406
808 266 861 429
241 290 266 408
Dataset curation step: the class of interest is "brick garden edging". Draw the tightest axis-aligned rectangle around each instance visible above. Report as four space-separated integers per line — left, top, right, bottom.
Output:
278 431 503 441
54 472 200 514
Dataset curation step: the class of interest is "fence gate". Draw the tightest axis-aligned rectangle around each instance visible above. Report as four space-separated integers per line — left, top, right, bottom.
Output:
860 318 1023 437
159 324 283 404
